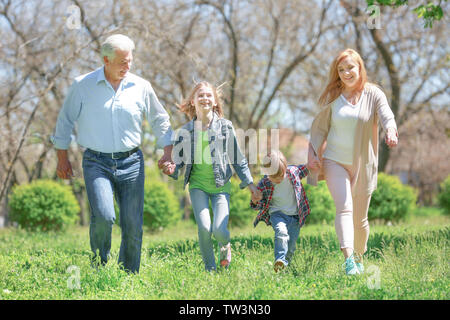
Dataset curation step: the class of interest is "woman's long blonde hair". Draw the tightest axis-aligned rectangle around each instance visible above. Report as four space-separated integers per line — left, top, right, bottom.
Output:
177 81 224 119
318 48 368 107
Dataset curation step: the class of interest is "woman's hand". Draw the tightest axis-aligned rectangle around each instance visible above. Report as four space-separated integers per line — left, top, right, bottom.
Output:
307 142 321 173
385 127 398 148
307 155 321 173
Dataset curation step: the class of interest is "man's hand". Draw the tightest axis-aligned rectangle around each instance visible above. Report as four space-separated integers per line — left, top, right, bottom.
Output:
56 149 74 179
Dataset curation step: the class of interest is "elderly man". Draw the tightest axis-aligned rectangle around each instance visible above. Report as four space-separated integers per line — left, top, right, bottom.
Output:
51 34 173 273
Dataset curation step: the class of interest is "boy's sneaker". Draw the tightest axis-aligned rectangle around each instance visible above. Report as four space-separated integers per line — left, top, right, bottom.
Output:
274 260 286 273
342 254 360 276
219 243 231 268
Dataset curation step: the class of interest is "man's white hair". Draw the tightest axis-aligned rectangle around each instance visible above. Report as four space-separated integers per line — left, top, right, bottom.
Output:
100 34 135 61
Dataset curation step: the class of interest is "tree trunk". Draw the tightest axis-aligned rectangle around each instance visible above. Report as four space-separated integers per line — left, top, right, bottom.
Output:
369 28 401 172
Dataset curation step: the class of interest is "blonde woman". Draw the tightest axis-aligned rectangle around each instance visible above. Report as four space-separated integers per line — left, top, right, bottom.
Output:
307 49 398 275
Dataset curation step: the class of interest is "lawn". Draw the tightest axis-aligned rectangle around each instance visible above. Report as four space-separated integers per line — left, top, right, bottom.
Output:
0 215 448 300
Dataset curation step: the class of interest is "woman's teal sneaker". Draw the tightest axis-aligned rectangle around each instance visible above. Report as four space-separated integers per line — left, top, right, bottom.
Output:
342 254 360 275
354 253 364 274
355 262 364 274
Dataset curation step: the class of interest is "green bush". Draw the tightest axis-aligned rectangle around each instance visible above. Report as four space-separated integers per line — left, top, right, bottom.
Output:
369 173 417 223
8 179 80 232
143 180 182 231
437 175 450 215
303 180 335 225
229 178 255 228
413 206 444 217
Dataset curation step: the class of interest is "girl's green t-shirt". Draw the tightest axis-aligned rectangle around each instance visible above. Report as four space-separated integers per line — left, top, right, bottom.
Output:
189 130 231 194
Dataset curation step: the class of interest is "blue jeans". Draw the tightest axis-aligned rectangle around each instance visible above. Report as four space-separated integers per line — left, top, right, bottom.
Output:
269 211 301 266
82 149 145 273
189 188 230 271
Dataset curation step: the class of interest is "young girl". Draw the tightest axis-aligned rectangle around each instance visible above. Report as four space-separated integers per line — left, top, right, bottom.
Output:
162 81 261 271
307 48 398 275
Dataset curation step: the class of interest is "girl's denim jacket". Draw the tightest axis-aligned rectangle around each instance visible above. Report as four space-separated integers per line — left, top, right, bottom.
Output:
169 113 253 190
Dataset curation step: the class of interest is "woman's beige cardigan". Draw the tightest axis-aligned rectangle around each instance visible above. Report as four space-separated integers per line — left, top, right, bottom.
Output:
307 84 397 196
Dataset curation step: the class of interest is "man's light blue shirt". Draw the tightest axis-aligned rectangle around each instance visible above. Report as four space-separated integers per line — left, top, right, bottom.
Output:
52 67 172 153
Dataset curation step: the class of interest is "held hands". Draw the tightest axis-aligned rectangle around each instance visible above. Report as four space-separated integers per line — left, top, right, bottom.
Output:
306 154 321 173
248 183 262 204
307 142 321 174
385 127 398 148
158 145 175 175
161 162 176 175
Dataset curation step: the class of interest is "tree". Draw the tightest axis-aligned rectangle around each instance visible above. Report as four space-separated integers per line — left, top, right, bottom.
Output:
366 0 447 28
340 0 448 173
0 0 115 223
0 0 447 223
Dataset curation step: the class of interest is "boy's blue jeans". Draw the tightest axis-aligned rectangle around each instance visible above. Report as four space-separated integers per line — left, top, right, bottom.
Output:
189 188 231 271
82 149 145 274
269 211 301 266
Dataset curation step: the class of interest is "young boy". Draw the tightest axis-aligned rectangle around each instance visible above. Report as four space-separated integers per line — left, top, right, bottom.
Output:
251 150 311 272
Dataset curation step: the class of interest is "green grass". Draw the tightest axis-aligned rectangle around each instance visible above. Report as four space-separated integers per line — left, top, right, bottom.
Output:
0 215 448 300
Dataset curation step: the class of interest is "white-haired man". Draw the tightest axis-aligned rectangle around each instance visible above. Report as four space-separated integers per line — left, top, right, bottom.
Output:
52 34 173 273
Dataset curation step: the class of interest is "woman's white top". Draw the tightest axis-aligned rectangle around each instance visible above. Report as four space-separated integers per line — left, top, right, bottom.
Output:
323 92 365 165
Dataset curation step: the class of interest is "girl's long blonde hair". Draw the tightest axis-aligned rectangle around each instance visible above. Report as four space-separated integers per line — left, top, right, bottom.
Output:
177 81 224 119
318 48 368 107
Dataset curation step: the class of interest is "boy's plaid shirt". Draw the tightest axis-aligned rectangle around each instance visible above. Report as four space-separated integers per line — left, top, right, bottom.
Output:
251 165 310 227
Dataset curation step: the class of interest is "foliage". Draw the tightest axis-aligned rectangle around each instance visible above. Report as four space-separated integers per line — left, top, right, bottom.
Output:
437 175 450 214
1 0 447 216
369 173 417 222
229 178 255 228
143 180 182 231
413 206 445 217
304 173 418 224
303 180 335 225
366 0 446 28
413 2 445 28
8 179 79 232
0 220 448 299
